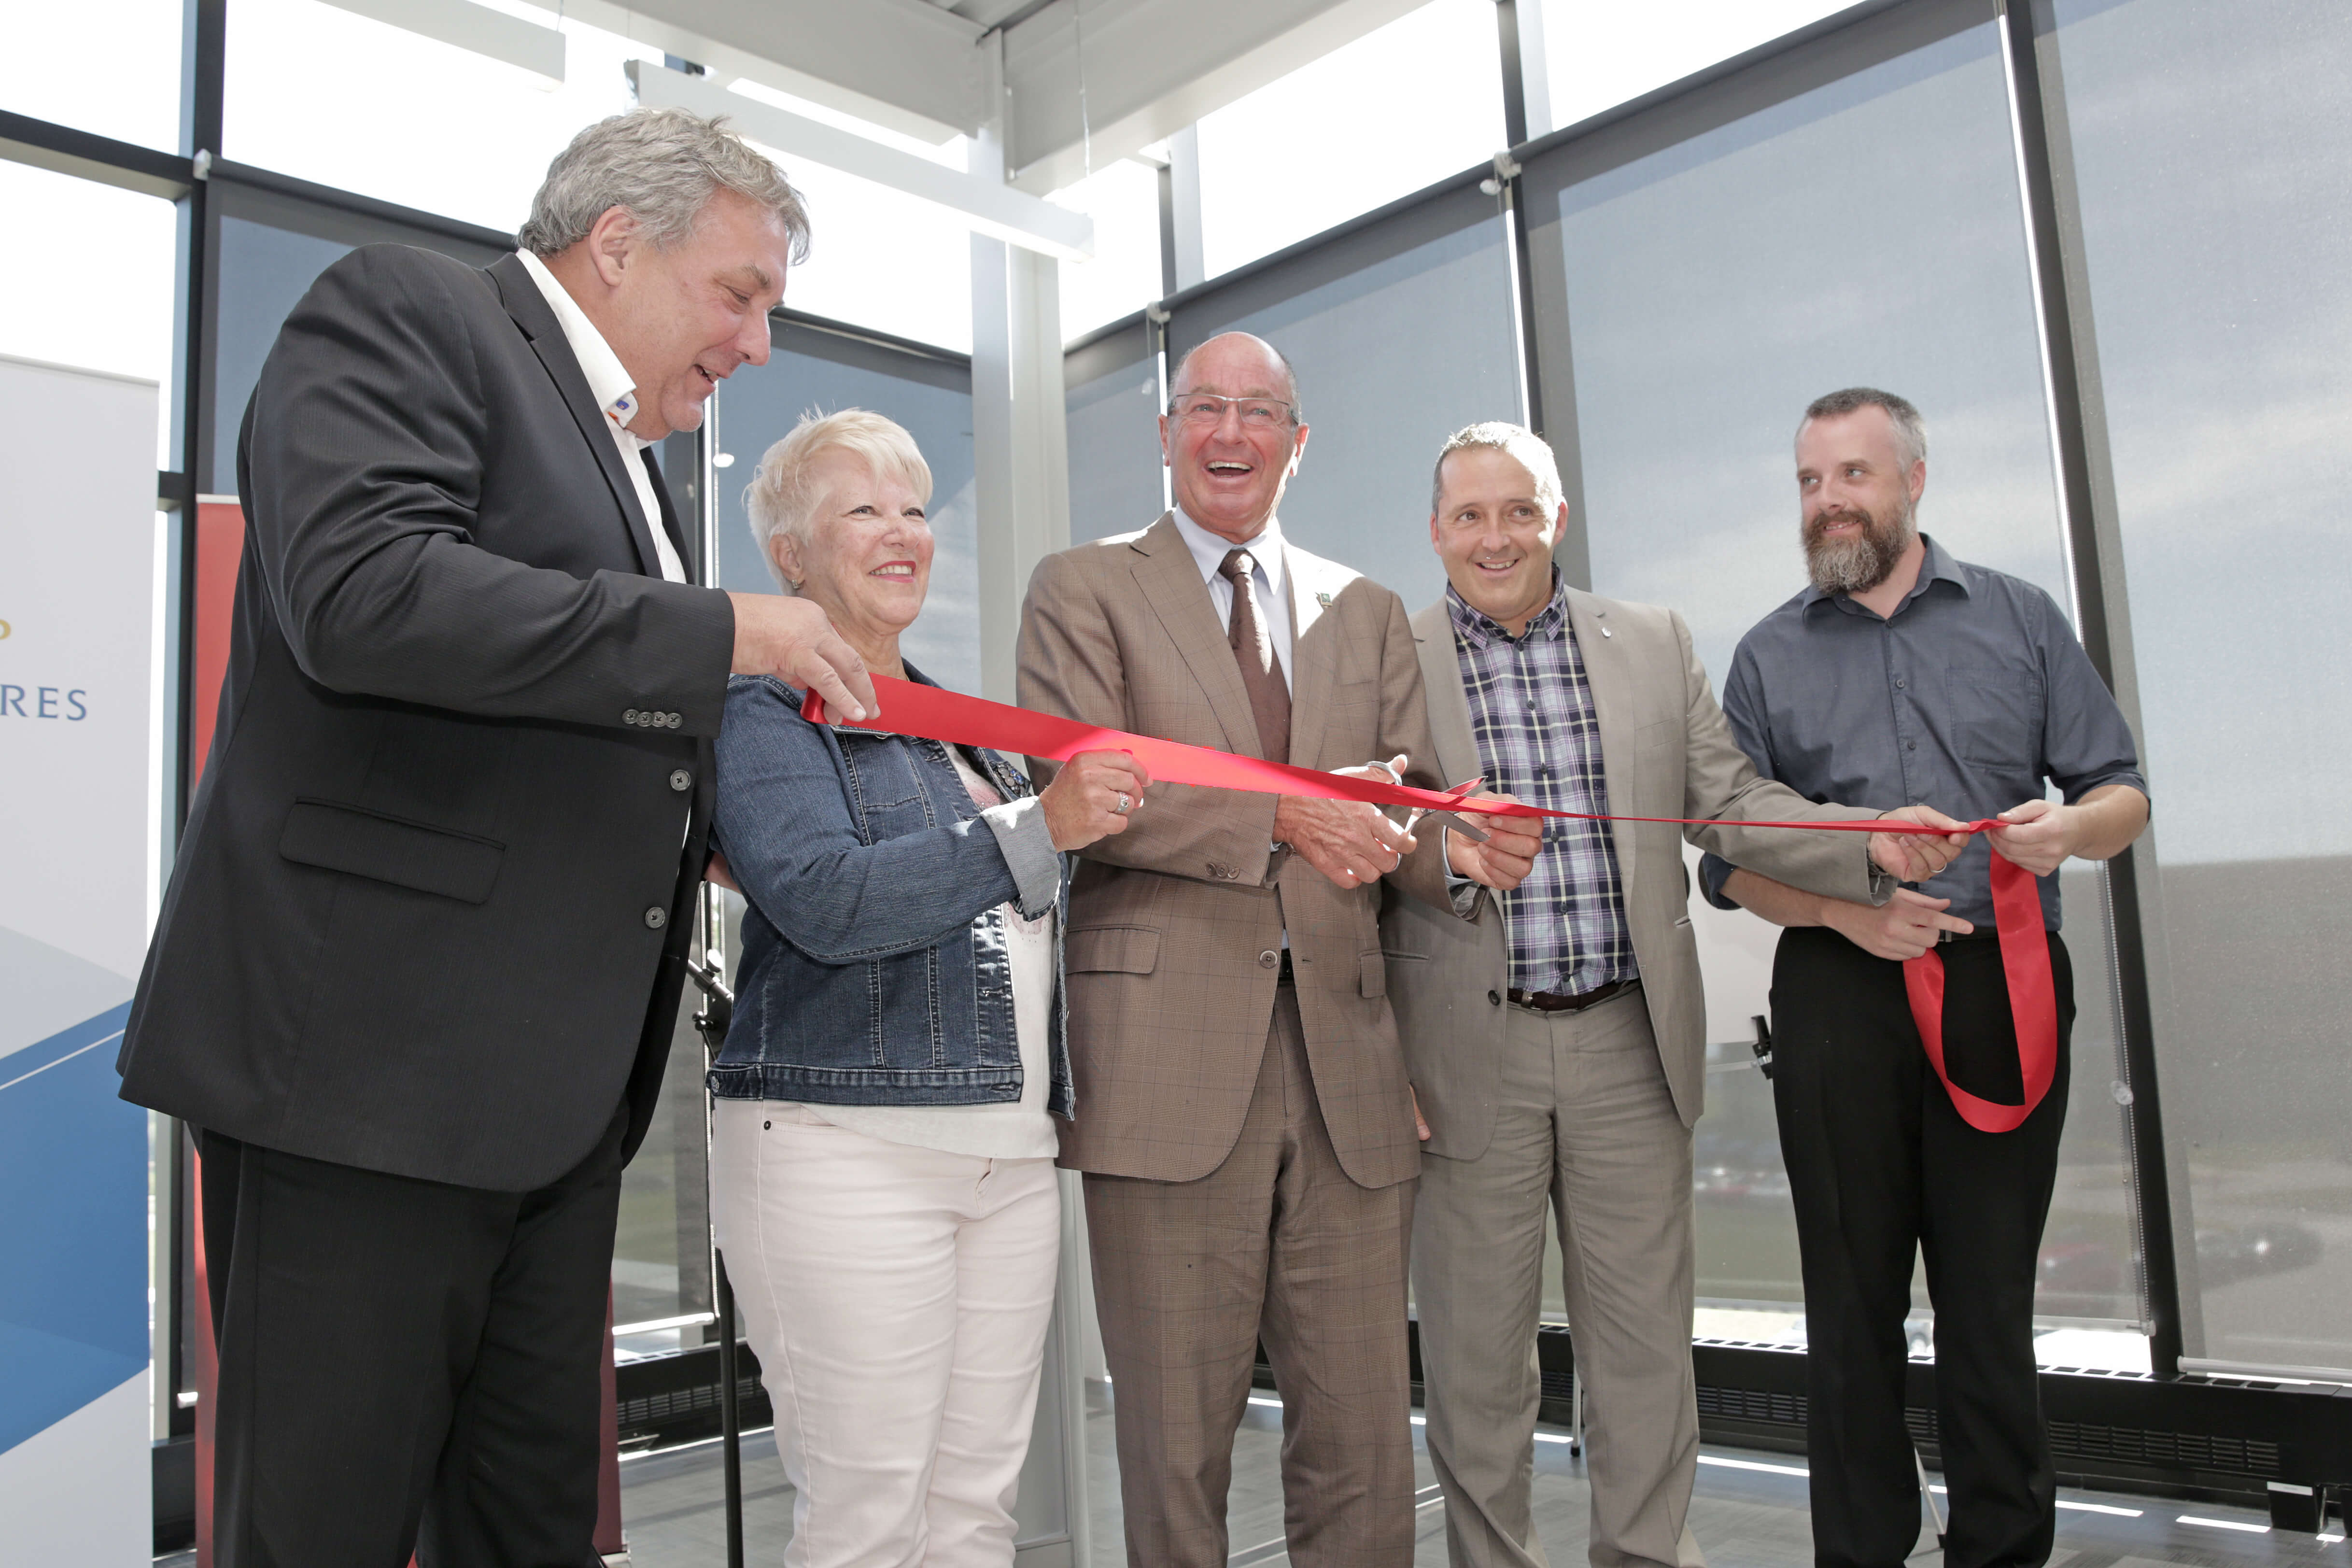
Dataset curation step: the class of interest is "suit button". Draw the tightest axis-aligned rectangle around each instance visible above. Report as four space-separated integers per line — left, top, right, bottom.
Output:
670 769 692 792
1488 989 1502 1006
644 906 667 929
624 708 639 724
1258 949 1280 969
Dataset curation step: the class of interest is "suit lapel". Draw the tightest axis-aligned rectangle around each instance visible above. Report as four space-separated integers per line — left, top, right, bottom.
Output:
1410 600 1480 786
1563 586 1640 887
1128 515 1262 757
490 254 667 579
1284 549 1340 769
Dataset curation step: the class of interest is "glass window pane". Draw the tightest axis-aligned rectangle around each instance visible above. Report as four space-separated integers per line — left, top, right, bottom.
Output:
1064 322 1164 544
229 2 975 354
712 322 980 694
0 162 177 468
2047 0 2352 1377
613 996 715 1342
1170 184 1522 612
3 0 182 152
1196 0 1505 279
770 164 974 355
225 0 650 235
1053 157 1164 343
209 186 508 488
718 82 977 354
1542 0 1851 128
1525 9 2146 1367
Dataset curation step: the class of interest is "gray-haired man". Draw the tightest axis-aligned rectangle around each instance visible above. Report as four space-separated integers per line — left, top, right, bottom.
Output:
120 109 873 1562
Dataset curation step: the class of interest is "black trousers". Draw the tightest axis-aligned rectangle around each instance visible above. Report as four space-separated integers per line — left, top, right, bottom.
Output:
200 1110 627 1568
1770 927 2074 1568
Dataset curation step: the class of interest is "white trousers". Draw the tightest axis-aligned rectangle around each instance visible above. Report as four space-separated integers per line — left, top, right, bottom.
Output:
710 1100 1063 1568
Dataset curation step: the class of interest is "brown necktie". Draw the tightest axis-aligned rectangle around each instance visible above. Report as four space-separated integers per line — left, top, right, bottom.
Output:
1219 548 1291 765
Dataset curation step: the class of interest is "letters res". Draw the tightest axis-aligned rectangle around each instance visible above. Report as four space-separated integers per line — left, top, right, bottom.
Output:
0 684 90 720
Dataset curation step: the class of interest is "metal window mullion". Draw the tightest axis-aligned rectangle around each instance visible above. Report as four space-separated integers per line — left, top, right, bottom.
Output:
1995 0 2183 1378
165 0 228 1450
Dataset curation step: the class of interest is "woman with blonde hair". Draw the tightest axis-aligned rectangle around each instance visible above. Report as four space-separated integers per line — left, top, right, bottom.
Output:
707 408 1145 1566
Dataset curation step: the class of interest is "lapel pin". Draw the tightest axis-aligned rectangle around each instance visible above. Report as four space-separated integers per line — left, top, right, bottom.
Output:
1316 591 1333 608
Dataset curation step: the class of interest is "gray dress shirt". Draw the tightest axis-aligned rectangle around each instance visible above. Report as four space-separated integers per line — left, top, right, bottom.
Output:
1699 536 2146 932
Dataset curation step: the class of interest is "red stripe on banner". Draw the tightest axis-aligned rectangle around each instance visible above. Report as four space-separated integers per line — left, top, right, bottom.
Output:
805 673 2056 1133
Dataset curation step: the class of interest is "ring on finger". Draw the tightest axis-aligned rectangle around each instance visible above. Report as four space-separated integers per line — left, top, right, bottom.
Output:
1113 792 1131 815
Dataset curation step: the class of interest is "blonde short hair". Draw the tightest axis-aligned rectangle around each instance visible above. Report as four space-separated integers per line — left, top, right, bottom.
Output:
1431 421 1566 517
744 409 933 591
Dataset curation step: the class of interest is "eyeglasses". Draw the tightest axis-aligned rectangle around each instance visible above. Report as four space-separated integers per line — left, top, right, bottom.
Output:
1168 391 1296 428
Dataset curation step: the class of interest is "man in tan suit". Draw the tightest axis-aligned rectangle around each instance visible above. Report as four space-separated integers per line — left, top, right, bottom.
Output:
1380 424 1958 1568
1017 336 1535 1567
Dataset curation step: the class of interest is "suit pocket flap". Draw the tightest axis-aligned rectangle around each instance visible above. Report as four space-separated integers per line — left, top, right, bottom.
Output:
1065 925 1161 975
279 798 506 905
1359 948 1387 999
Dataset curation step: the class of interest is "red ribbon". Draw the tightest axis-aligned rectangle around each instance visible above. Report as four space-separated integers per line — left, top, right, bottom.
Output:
805 674 2055 1133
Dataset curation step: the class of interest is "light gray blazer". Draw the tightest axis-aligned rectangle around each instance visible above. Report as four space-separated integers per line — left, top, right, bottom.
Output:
1378 589 1888 1154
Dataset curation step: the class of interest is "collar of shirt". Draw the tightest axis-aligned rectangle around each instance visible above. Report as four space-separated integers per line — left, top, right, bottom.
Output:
1801 532 1969 620
516 249 649 454
1445 566 1569 651
1170 506 1288 603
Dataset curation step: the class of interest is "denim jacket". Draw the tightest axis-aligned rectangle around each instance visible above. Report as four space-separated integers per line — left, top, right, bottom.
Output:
707 667 1073 1113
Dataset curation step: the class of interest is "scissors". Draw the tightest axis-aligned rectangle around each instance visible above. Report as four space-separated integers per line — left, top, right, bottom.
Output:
1403 777 1494 844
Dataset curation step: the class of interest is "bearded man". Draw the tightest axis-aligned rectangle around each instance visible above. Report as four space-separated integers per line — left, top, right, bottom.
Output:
1699 388 2148 1568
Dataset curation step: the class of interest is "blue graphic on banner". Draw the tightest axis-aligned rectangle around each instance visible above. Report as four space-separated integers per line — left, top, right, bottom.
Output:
0 1002 147 1456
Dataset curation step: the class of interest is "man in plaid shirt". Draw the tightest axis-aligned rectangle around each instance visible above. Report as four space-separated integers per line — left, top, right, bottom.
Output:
1380 423 1956 1568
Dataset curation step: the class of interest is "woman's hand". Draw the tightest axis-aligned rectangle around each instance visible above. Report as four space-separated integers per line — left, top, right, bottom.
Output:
1041 750 1154 851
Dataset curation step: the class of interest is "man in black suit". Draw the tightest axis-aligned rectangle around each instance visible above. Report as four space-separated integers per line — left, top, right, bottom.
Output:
119 108 877 1565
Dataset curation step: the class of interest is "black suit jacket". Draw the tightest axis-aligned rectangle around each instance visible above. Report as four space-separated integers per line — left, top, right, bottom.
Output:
121 246 737 1191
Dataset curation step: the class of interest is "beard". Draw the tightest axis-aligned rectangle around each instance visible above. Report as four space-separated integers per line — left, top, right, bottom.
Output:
1803 497 1916 594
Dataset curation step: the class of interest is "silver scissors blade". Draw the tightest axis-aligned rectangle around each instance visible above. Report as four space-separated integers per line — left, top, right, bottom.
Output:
1415 809 1493 843
1405 777 1493 842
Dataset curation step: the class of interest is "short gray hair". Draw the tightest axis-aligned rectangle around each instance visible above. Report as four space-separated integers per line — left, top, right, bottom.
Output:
1800 387 1927 471
519 107 810 263
1430 421 1565 516
746 410 934 592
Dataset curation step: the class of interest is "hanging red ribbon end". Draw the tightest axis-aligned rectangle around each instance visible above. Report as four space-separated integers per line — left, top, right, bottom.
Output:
1901 853 2059 1133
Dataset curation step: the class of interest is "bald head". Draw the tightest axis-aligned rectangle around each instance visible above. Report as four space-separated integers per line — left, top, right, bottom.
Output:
1171 332 1302 422
1160 331 1311 545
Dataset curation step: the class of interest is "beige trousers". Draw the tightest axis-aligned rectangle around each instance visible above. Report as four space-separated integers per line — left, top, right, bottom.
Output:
1083 984 1419 1568
1412 991 1706 1568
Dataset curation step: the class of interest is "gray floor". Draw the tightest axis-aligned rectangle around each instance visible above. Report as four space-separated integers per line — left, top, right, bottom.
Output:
605 1382 2344 1568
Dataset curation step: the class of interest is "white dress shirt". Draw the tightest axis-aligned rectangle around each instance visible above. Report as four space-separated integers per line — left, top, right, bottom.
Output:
1170 507 1294 692
515 250 688 585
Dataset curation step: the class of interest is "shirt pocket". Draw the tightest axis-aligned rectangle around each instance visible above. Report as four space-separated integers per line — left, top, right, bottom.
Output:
838 735 933 837
1946 667 2045 771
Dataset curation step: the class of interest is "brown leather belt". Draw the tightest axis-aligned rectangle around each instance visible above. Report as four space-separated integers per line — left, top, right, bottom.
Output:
1507 978 1640 1015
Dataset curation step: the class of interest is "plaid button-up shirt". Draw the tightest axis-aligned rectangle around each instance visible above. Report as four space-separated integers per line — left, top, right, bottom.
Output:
1448 574 1638 996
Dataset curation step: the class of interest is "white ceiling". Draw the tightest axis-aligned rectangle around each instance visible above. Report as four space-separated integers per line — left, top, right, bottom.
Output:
524 0 1430 193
